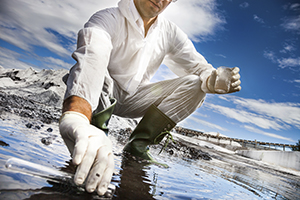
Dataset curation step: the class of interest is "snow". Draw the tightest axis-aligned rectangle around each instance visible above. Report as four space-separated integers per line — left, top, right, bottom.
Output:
237 150 300 172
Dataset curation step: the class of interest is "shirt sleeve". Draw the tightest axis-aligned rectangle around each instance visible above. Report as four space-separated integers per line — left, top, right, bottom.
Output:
64 9 118 111
163 23 215 93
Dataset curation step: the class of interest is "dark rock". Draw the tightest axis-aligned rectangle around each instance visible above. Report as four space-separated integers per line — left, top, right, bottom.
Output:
2 70 22 81
111 128 132 145
0 92 61 124
26 123 33 128
47 128 53 132
43 82 60 90
28 90 62 107
41 137 53 145
0 140 9 146
164 140 212 161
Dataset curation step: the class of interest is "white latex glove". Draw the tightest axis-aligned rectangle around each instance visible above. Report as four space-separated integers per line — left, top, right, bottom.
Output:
207 67 241 94
59 111 114 196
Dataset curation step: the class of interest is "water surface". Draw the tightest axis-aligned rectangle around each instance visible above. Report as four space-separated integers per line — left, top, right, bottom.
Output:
0 114 299 199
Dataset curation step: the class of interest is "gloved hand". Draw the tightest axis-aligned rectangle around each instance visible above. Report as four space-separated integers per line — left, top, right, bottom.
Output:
207 67 241 94
59 111 114 196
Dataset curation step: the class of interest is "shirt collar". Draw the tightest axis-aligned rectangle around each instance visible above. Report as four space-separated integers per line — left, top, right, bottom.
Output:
129 0 159 30
130 0 143 27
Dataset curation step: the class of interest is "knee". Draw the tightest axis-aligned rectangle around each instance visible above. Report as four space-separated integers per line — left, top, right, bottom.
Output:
181 75 202 91
181 75 206 101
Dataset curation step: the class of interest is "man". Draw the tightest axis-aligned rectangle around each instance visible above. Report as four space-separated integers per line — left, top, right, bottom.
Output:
59 0 241 196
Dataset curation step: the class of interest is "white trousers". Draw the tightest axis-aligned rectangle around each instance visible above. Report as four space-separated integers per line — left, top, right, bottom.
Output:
94 73 206 123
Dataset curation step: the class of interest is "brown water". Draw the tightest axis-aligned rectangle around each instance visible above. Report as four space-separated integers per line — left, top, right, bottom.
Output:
0 114 299 200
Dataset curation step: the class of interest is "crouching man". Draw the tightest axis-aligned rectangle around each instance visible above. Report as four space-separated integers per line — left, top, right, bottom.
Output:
59 0 241 196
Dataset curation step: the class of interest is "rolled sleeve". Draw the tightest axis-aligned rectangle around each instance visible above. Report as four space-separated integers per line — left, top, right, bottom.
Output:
64 27 113 111
64 8 119 110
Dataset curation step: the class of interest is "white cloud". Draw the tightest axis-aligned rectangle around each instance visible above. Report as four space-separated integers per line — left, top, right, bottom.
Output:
0 0 225 60
0 0 226 70
163 0 226 42
215 96 300 130
263 50 277 62
281 16 300 33
263 50 300 69
277 57 300 68
189 116 228 132
215 54 227 58
0 0 119 57
150 65 177 83
290 3 300 11
243 125 295 142
253 15 264 24
281 3 300 35
42 57 73 70
181 95 299 142
0 47 35 70
0 46 73 70
239 2 249 9
206 103 287 130
280 43 297 53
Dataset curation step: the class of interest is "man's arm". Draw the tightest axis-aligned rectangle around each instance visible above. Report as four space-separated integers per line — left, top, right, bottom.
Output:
58 8 119 196
59 96 114 196
62 96 92 121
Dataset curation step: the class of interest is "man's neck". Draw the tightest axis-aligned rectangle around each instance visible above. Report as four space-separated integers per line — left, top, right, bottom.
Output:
143 16 157 37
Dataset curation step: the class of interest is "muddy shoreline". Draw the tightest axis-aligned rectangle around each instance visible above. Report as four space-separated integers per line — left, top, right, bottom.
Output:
0 68 213 161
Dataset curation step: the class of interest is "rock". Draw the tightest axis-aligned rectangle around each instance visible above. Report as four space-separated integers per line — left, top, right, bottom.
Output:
41 137 53 145
0 77 15 88
28 90 62 107
0 68 67 108
0 140 9 146
43 81 60 90
47 128 53 132
4 70 22 81
26 123 33 128
0 92 61 124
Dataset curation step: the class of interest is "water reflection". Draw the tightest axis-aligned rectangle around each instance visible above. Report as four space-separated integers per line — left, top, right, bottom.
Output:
0 116 300 200
115 155 155 200
194 151 298 199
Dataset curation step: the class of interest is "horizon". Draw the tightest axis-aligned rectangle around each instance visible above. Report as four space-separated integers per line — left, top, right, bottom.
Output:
0 0 299 145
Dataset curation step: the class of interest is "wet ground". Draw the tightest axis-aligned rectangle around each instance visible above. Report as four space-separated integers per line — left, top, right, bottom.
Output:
1 68 298 199
0 110 300 200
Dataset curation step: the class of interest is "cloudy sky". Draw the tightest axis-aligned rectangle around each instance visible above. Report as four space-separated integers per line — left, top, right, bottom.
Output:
1 0 299 145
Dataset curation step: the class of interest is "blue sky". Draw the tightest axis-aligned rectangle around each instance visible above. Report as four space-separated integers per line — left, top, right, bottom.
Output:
0 0 299 145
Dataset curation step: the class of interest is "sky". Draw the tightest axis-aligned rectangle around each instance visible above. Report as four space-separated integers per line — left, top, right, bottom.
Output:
0 0 299 146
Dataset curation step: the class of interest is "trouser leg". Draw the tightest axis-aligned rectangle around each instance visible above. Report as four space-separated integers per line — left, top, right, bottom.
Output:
113 75 206 123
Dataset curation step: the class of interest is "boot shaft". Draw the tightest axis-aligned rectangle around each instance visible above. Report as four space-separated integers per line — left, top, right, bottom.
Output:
91 98 117 134
128 104 176 145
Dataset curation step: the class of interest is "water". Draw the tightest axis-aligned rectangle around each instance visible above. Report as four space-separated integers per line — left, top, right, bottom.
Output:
0 113 299 200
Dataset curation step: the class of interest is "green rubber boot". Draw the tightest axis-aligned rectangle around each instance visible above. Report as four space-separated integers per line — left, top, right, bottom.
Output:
123 104 176 166
91 98 117 135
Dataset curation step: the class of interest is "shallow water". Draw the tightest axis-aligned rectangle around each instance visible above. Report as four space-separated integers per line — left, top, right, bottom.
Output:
0 114 299 200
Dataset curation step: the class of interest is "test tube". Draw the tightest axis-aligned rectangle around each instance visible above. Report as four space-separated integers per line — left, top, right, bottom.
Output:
5 157 115 198
214 67 232 93
5 157 72 181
